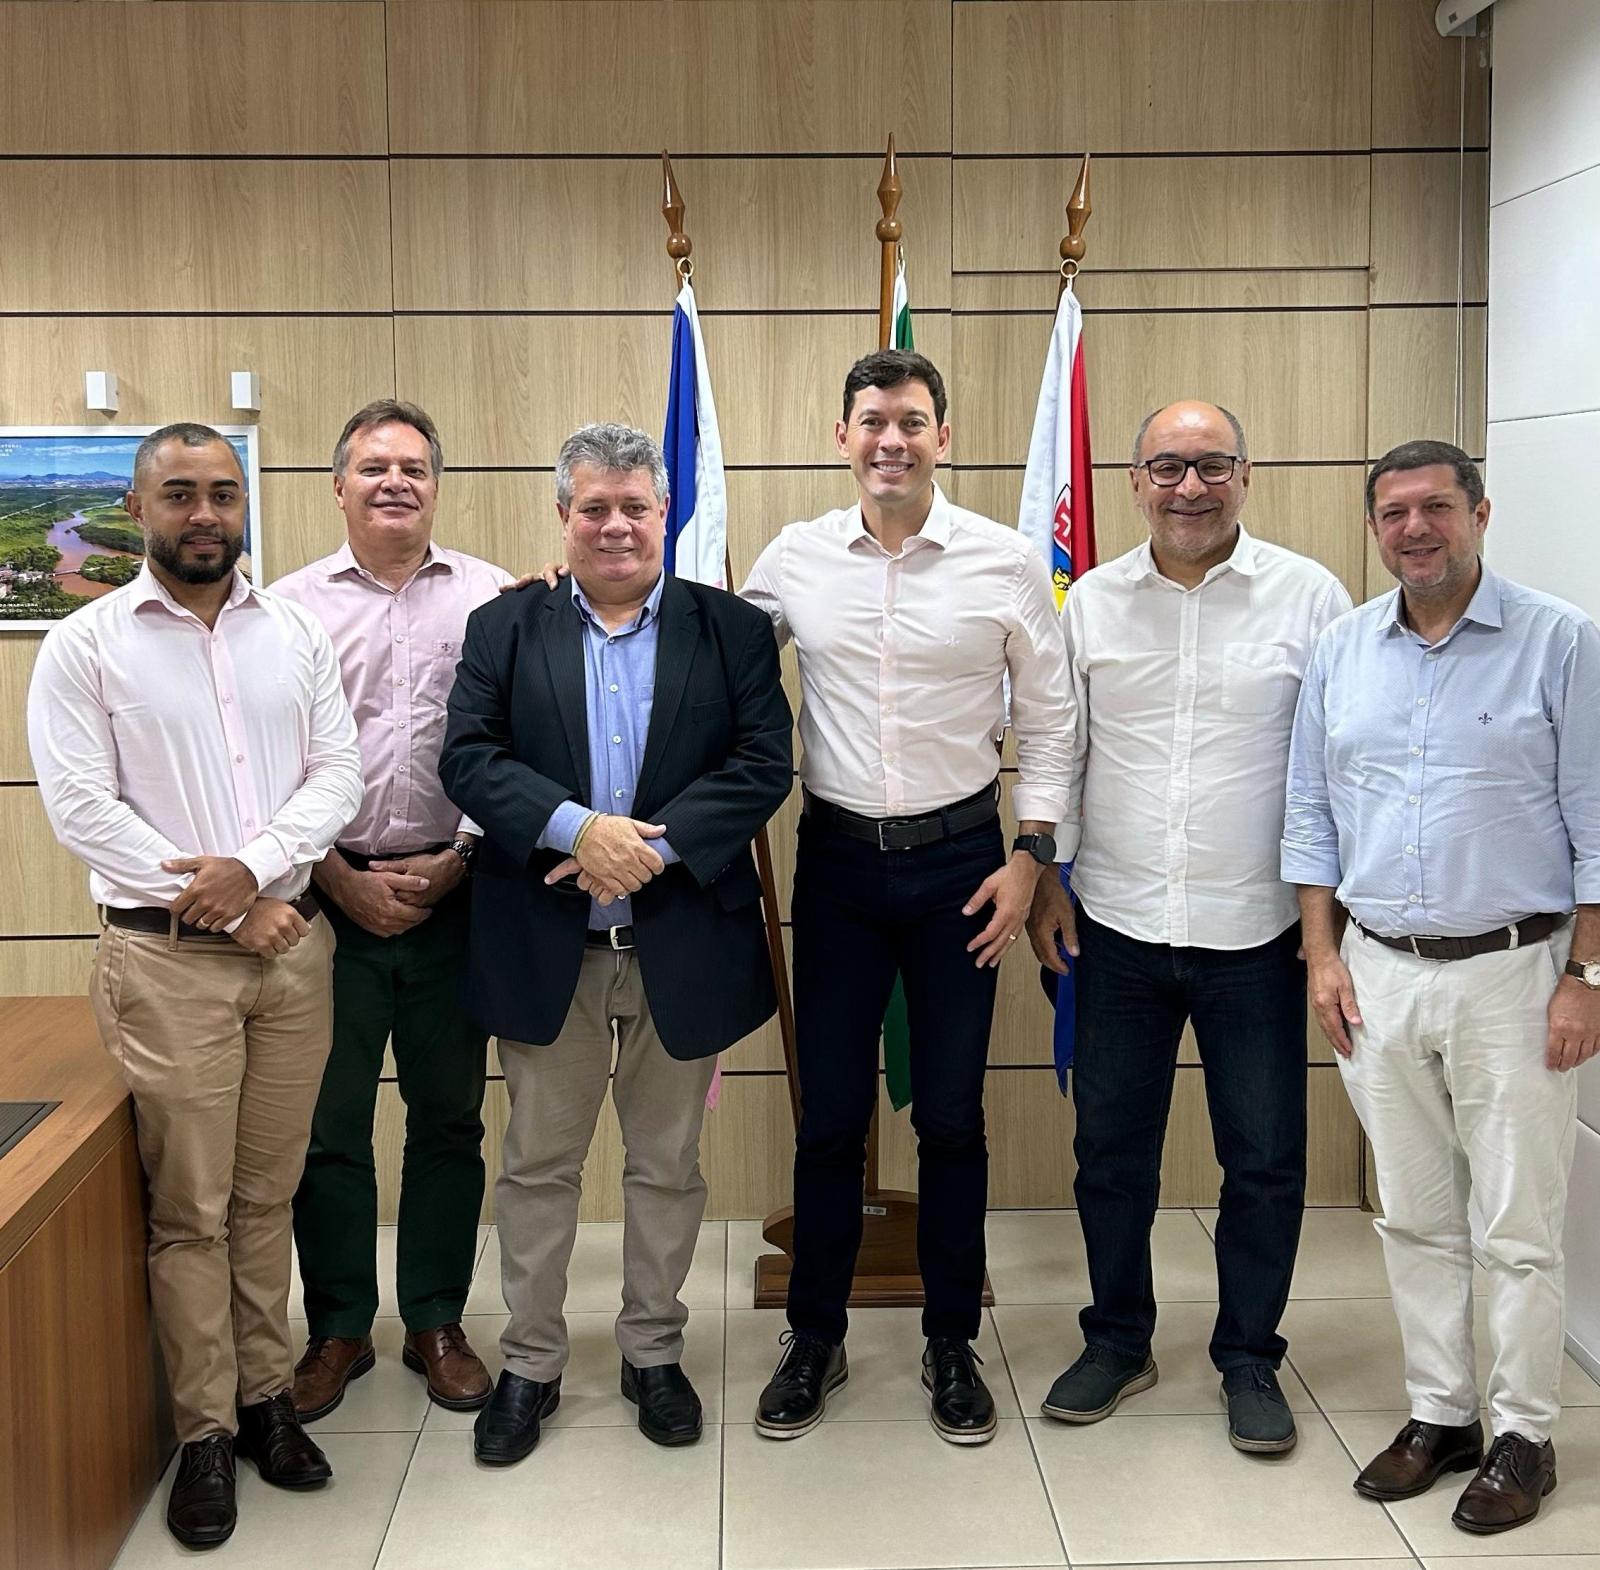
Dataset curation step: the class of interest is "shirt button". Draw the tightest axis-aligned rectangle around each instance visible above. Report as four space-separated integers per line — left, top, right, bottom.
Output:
395 635 406 644
609 684 619 693
614 789 625 799
244 819 255 830
1408 894 1421 904
1416 697 1427 706
1411 746 1421 756
395 676 405 686
234 753 244 764
607 637 616 645
1408 794 1419 804
398 765 407 773
612 735 622 745
1426 650 1437 658
1405 845 1416 855
221 694 233 705
398 720 407 730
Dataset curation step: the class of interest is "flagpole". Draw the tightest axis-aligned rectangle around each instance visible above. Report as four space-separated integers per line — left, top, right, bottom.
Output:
876 135 902 349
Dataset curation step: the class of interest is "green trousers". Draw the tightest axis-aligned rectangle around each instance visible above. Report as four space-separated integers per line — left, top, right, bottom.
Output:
292 887 488 1337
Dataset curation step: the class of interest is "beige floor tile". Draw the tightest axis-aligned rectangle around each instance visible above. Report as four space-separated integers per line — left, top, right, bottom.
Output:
1284 1297 1600 1413
1420 1559 1600 1570
726 1218 772 1309
288 1316 431 1434
722 1417 1065 1570
1029 1410 1411 1564
723 1305 1020 1425
987 1209 1220 1305
375 1426 720 1570
464 1219 726 1315
994 1301 1317 1418
422 1309 725 1431
289 1224 491 1323
1326 1409 1600 1558
112 1432 416 1570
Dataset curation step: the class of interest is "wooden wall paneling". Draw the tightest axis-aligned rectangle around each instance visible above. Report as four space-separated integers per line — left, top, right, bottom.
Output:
1371 0 1490 149
0 639 38 784
951 310 1367 467
1307 1066 1364 1205
954 0 1371 155
763 781 801 922
387 0 951 155
953 157 1371 274
0 938 97 996
0 1 387 156
393 157 953 313
0 788 97 936
725 469 860 579
701 1071 796 1220
1369 153 1489 304
0 161 391 314
0 317 395 469
954 272 1371 314
1367 306 1487 458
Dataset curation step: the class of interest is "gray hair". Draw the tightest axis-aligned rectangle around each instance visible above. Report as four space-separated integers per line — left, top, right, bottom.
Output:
132 422 244 488
555 423 669 508
332 400 444 478
1131 403 1249 467
1366 439 1484 516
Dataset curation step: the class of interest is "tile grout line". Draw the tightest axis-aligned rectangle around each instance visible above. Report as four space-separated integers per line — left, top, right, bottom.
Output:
718 1221 730 1570
367 1425 427 1570
990 1303 1075 1569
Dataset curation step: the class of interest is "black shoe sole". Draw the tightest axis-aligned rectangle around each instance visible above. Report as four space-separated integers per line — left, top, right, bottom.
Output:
920 1373 998 1446
167 1517 236 1549
1450 1472 1557 1534
1040 1357 1158 1423
472 1388 561 1466
1354 1450 1484 1501
402 1345 493 1411
295 1344 378 1424
754 1364 849 1440
620 1369 704 1446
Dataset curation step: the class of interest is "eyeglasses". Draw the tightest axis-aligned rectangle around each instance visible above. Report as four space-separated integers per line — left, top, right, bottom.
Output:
1140 455 1242 487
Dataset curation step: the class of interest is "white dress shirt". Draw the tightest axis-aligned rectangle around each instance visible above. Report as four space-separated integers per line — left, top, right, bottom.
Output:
740 484 1073 821
28 564 364 912
1058 524 1351 949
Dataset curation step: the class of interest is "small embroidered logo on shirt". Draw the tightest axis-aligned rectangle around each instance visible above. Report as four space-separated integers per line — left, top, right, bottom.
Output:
1478 712 1493 725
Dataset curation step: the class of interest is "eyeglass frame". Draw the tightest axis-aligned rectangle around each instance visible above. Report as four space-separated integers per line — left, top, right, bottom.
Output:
1137 454 1245 488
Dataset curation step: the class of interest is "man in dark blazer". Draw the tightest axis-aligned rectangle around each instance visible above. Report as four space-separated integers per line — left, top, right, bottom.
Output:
439 422 792 1463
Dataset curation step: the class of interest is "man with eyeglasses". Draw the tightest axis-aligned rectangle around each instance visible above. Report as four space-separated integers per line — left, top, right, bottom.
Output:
1027 399 1351 1454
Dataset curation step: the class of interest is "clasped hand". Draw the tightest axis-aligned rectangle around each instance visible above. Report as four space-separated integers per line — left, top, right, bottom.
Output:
545 815 667 905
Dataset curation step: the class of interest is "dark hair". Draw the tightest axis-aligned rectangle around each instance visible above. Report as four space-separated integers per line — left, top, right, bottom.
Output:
131 422 244 488
332 399 444 477
1366 439 1483 516
841 349 948 427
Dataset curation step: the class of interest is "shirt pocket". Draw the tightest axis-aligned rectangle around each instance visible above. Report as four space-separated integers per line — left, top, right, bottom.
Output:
1220 641 1293 717
421 639 463 709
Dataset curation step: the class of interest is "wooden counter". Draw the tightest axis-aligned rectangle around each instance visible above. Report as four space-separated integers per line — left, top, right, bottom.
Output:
0 997 169 1570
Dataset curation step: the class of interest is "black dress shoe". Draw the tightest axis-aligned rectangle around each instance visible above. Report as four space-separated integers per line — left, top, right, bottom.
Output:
473 1370 562 1466
621 1360 703 1446
755 1330 847 1439
166 1434 237 1548
922 1338 997 1445
236 1390 333 1488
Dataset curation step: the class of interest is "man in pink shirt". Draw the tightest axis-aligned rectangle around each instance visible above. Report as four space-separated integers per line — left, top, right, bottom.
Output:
273 401 512 1423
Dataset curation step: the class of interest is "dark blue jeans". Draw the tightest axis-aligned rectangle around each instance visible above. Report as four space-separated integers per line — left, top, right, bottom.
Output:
1072 908 1307 1371
786 810 1004 1345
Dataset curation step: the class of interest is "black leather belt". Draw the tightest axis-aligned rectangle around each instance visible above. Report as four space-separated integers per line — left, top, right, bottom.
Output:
339 844 447 872
1354 912 1569 962
585 925 636 950
104 891 321 939
802 780 1000 851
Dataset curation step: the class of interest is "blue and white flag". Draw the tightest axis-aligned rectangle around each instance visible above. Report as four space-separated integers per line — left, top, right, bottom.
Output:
662 279 726 587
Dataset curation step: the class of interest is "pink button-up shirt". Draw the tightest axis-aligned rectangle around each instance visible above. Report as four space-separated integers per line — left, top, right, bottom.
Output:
27 565 364 911
741 485 1073 820
272 541 513 855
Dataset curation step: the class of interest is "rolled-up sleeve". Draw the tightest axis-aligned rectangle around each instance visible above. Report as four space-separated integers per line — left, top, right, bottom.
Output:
1006 548 1074 823
1557 615 1600 904
1281 636 1343 887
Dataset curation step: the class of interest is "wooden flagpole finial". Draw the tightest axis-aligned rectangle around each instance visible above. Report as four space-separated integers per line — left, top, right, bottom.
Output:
662 150 692 282
876 135 903 349
1059 152 1092 294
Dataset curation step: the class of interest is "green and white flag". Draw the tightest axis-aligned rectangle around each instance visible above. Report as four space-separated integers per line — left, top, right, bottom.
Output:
891 250 913 351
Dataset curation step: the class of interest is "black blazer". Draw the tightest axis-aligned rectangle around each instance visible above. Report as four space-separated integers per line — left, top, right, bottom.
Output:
438 574 793 1059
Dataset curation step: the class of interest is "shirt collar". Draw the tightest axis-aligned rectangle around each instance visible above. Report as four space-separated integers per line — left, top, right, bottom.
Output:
1128 521 1260 585
325 539 452 585
570 570 665 634
129 561 256 618
1378 559 1502 639
846 482 953 554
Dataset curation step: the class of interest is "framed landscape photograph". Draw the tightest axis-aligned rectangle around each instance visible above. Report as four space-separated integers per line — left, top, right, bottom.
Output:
0 426 262 630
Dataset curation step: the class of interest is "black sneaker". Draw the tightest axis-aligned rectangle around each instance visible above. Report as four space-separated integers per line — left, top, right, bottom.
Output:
1040 1344 1158 1423
1220 1363 1297 1454
922 1338 997 1445
754 1330 847 1439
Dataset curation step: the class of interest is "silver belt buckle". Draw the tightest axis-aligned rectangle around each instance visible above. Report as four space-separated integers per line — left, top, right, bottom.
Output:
609 926 628 951
876 819 899 852
1507 921 1520 951
1409 935 1423 959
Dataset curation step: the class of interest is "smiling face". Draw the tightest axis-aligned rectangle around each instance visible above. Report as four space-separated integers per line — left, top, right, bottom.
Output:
333 419 439 557
559 462 666 600
125 437 247 585
1368 464 1489 601
1131 402 1250 571
836 377 950 514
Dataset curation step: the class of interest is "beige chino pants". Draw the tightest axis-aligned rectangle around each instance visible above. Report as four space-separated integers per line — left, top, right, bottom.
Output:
89 917 335 1442
497 948 717 1382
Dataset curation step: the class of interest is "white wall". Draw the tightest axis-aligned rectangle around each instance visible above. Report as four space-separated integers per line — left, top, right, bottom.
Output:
1483 0 1600 1376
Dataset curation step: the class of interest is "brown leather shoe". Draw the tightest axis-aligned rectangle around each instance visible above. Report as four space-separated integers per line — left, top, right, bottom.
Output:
1452 1432 1557 1534
1354 1417 1484 1500
402 1322 491 1411
291 1334 375 1422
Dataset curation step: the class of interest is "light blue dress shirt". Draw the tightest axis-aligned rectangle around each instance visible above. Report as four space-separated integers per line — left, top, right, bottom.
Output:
537 575 678 931
1282 564 1600 938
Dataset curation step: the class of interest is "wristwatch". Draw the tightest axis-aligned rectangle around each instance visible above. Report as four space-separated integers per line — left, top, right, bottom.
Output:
1567 958 1600 990
450 838 478 874
1012 832 1057 865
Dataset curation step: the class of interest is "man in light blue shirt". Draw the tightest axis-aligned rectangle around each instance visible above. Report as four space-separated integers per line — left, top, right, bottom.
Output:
1284 440 1600 1535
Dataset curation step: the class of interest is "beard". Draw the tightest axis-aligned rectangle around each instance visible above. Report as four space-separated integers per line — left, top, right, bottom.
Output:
145 530 244 585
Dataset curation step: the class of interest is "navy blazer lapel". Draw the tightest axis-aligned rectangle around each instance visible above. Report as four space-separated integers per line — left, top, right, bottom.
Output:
540 582 591 796
634 576 699 809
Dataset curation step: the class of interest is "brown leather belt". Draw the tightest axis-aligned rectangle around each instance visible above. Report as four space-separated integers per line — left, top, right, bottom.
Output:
104 891 321 939
1354 912 1569 963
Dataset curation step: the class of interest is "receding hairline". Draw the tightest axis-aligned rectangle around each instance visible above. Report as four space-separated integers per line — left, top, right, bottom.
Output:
1131 402 1248 466
133 434 246 489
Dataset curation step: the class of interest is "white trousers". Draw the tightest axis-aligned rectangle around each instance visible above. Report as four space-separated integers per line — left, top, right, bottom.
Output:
1339 923 1577 1441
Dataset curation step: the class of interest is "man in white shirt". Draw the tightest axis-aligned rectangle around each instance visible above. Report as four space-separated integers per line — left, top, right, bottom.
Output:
27 423 364 1548
1027 400 1350 1454
744 350 1074 1445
